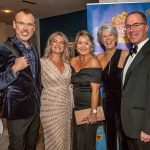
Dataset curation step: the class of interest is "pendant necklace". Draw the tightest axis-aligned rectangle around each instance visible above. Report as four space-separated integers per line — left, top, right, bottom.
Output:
108 57 112 75
107 50 115 75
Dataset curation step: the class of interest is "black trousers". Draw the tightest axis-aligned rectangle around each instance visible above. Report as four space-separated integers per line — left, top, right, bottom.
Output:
7 113 40 150
127 137 150 150
103 94 128 150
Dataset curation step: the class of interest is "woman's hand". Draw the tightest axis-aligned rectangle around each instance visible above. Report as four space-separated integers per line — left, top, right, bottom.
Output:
81 112 97 124
88 112 97 124
12 57 29 73
140 131 150 143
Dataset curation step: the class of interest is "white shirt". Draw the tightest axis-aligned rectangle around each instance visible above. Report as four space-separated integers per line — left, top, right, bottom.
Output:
122 38 149 85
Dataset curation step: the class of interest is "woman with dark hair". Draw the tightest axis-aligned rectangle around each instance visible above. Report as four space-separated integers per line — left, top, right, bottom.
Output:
97 24 128 150
71 30 102 150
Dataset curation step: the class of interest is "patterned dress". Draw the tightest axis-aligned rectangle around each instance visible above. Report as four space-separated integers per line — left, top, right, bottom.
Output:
40 58 73 150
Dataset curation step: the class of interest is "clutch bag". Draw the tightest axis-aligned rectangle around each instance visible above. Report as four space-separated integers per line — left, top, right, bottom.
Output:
74 106 105 125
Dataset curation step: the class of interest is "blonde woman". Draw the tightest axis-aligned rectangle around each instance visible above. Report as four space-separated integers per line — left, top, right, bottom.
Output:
40 32 73 150
71 30 102 150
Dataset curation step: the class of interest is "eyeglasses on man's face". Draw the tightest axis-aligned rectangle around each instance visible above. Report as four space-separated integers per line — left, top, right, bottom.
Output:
124 23 146 30
15 21 35 28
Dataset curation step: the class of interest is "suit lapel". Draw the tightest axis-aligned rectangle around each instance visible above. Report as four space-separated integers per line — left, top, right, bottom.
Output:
123 51 144 87
12 42 24 56
123 40 150 89
13 41 39 80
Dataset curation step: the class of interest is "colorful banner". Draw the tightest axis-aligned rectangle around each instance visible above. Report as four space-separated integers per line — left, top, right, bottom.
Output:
96 123 106 150
87 2 150 54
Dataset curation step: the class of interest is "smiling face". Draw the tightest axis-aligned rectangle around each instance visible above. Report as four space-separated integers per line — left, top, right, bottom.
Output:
76 35 93 56
101 30 117 51
51 35 65 54
13 11 35 45
125 13 149 45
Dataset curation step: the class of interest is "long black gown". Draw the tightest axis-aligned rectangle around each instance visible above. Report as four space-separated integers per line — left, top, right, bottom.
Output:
102 50 128 150
71 68 102 150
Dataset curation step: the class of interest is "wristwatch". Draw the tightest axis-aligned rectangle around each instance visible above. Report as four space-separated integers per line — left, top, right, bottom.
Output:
91 108 97 113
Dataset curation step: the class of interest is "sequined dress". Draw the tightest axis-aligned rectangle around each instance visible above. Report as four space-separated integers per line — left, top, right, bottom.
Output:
40 58 73 150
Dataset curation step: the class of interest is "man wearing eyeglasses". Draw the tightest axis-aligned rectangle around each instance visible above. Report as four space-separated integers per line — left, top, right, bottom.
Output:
122 11 150 150
0 8 41 150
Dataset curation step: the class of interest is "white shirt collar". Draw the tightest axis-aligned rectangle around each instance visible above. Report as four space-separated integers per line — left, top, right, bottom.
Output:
136 38 149 54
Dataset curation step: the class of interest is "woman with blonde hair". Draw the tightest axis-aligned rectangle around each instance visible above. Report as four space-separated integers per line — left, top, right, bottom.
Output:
71 30 102 150
40 32 73 150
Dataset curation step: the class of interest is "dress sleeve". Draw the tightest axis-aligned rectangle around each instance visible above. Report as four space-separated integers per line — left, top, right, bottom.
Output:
89 68 102 83
71 68 102 86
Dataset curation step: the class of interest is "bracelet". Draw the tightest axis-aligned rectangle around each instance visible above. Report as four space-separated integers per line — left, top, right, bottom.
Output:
91 108 97 113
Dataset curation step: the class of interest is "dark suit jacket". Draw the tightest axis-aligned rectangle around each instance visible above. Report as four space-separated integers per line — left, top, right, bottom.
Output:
0 39 41 120
121 40 150 139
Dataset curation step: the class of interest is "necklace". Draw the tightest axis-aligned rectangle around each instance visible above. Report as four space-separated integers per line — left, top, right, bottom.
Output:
108 57 112 75
106 50 116 75
79 55 92 67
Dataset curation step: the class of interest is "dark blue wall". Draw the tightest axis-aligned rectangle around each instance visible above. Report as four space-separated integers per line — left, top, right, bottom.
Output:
39 10 87 56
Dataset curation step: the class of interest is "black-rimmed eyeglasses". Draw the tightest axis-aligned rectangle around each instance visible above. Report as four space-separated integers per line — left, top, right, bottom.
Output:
124 23 146 30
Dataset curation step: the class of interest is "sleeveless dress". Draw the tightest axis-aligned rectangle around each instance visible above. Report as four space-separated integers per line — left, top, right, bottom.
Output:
40 58 73 150
71 68 102 150
102 50 128 150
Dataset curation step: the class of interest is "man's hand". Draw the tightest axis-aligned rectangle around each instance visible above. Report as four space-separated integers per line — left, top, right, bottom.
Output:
140 131 150 143
12 57 29 73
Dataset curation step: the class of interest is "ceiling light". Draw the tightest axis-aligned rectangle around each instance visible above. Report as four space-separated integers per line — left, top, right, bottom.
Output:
2 9 13 13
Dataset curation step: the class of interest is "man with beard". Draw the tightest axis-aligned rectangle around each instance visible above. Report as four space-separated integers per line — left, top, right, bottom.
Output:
0 9 41 150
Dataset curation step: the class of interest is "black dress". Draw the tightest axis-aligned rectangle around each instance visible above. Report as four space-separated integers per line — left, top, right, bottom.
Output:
102 50 128 150
71 68 102 150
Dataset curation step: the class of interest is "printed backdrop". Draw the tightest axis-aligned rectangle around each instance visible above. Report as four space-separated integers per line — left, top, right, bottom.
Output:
87 2 150 54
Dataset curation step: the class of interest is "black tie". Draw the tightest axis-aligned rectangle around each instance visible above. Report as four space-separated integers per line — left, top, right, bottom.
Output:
129 45 138 56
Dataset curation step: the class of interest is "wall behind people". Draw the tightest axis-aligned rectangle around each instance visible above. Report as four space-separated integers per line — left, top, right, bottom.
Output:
0 20 40 55
0 22 14 42
39 10 87 56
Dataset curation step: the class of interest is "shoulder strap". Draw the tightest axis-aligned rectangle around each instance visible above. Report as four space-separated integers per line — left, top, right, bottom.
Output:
111 50 121 66
3 41 19 57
